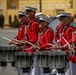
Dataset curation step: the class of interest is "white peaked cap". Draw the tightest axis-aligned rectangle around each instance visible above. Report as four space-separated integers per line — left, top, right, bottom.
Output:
35 12 43 18
39 16 50 23
26 6 37 11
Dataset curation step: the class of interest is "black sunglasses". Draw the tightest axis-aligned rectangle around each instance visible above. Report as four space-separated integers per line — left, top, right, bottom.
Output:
18 15 25 18
26 10 33 13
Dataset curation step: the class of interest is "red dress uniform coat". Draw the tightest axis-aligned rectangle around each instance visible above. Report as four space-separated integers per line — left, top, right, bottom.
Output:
39 27 54 51
57 24 74 46
55 24 74 52
17 24 25 40
25 17 39 52
13 24 26 50
56 24 74 62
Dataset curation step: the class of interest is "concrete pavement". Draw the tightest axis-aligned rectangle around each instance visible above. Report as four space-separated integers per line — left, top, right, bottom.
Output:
0 28 18 75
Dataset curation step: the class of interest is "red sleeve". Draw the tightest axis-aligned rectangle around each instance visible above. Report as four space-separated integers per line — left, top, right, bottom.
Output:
66 28 74 44
40 29 54 49
29 22 39 43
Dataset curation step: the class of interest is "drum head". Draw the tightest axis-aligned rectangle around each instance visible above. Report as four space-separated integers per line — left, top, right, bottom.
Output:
49 18 60 31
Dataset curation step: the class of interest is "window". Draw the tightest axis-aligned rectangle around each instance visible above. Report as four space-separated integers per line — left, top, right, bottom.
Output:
32 3 35 7
11 3 17 9
38 3 40 10
68 2 72 8
62 3 65 9
56 3 58 9
43 3 46 9
20 3 24 10
49 3 52 9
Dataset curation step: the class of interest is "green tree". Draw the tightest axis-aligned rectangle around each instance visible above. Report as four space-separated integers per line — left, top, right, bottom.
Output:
14 15 17 21
12 19 20 28
9 15 12 27
12 15 20 28
0 15 4 27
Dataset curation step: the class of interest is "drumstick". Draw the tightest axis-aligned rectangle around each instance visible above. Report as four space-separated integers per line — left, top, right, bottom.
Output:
13 38 36 46
2 37 20 45
3 37 40 49
2 37 19 42
26 41 40 49
62 37 70 47
13 38 40 49
47 43 58 52
47 43 54 46
14 39 38 47
2 37 33 45
62 36 75 52
2 37 12 41
12 39 19 42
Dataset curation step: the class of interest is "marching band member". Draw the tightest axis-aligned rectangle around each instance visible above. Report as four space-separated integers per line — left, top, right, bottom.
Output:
38 17 54 50
9 11 28 75
20 6 39 75
31 16 54 75
31 16 54 51
38 17 54 75
54 13 74 51
9 11 27 46
54 12 74 75
23 6 39 53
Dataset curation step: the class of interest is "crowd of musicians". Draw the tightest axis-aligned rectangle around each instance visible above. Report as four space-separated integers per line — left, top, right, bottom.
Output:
8 5 76 75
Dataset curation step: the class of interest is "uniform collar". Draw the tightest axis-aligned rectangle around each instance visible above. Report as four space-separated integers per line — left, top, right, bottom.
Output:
27 17 37 27
40 26 48 34
28 17 36 22
18 24 25 30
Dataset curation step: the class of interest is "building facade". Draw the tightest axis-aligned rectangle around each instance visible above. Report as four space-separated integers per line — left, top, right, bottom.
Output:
0 0 76 28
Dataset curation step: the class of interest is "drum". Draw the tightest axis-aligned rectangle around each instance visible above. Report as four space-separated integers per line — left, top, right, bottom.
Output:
0 45 16 67
35 51 49 68
49 18 60 31
48 50 67 69
15 52 33 68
